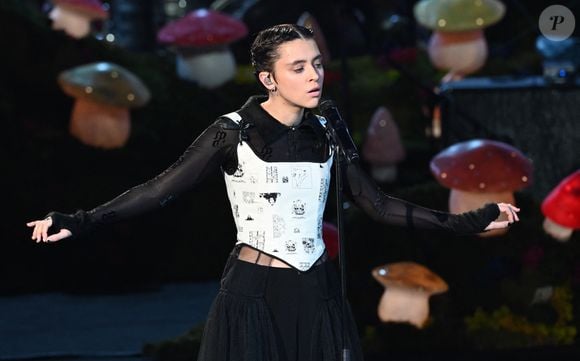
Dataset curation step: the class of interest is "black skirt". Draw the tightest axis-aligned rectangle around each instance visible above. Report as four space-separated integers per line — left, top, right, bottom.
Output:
197 248 364 361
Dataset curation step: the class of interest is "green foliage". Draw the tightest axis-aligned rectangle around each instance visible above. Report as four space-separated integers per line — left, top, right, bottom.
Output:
143 323 205 361
465 286 577 348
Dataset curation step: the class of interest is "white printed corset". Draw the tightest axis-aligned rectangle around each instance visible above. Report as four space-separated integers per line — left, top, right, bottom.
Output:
223 139 333 272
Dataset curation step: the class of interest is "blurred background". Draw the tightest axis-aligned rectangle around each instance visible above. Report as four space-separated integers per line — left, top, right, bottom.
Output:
1 0 579 360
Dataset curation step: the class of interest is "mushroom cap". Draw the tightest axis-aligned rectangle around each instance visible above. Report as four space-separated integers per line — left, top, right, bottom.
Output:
58 62 151 108
430 139 533 192
297 12 331 64
372 262 448 294
52 0 109 20
541 170 580 229
322 222 338 260
157 9 248 48
362 106 406 165
414 0 505 32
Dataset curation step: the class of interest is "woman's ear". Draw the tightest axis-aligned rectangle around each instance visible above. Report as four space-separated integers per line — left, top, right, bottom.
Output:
259 71 275 90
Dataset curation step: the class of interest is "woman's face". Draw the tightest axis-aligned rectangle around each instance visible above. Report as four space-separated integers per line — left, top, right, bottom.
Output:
269 38 324 109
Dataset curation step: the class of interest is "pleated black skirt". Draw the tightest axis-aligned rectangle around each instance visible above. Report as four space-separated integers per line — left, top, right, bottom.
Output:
197 248 364 361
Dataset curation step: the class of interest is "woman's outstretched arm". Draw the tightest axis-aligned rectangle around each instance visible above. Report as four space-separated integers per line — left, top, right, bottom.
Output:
344 162 519 234
27 118 240 242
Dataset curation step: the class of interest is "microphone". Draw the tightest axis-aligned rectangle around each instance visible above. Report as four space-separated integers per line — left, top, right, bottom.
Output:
319 99 359 164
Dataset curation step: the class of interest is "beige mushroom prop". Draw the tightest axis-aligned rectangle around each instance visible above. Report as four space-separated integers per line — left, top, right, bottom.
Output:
297 12 331 65
49 0 109 39
372 262 448 329
414 0 505 82
430 139 532 236
58 62 151 149
362 106 406 183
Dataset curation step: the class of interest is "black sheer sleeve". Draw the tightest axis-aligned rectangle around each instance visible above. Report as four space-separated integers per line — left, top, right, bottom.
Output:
48 118 240 237
343 162 500 235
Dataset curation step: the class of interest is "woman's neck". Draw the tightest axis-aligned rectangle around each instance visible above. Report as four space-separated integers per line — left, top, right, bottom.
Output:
260 98 304 127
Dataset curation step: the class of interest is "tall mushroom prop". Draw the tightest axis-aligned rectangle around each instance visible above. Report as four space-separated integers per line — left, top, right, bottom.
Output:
372 262 448 329
430 139 532 236
362 106 406 183
414 0 505 82
297 12 331 65
157 9 248 88
49 0 109 39
541 170 580 242
58 62 151 149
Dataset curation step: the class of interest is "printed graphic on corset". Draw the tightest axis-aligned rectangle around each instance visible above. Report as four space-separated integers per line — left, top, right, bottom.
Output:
242 191 255 203
302 238 316 254
248 173 258 184
233 204 239 218
259 192 281 205
245 215 254 221
285 239 297 253
292 199 306 216
249 231 266 250
291 167 312 188
233 163 244 178
272 215 285 238
282 176 289 183
299 262 311 270
318 177 329 201
294 227 300 233
266 166 279 183
212 130 226 147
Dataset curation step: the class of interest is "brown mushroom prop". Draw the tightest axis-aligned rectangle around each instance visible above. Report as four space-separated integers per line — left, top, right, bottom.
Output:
49 0 109 39
58 62 151 149
362 106 406 183
430 139 532 236
541 170 580 242
297 12 331 64
414 0 505 82
372 262 448 329
157 9 248 88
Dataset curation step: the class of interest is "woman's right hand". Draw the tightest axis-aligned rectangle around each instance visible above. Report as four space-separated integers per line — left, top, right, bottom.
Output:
27 217 72 243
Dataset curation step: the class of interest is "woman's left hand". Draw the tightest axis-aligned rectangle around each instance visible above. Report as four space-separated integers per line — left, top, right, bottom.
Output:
484 203 520 231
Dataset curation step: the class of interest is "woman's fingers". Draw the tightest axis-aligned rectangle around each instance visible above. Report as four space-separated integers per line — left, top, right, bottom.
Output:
46 229 72 242
27 218 59 243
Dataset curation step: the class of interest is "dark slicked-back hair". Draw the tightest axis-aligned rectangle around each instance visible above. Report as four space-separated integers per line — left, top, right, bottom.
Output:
250 24 314 76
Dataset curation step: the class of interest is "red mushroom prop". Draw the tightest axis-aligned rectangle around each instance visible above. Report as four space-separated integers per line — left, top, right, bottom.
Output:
58 62 151 149
541 170 580 242
372 262 448 328
362 106 406 183
322 221 339 259
157 9 248 88
49 0 108 39
430 139 532 236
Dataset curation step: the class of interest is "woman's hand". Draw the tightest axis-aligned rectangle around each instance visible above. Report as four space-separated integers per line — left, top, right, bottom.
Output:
26 217 72 243
484 203 520 231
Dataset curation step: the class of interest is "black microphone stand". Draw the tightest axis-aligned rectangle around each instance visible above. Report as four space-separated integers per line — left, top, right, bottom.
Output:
324 121 352 361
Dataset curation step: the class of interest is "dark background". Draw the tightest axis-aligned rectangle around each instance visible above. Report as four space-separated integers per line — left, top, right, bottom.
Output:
1 0 579 358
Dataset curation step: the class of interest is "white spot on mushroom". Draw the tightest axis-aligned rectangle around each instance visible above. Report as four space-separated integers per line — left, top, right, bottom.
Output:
522 176 528 182
441 172 447 179
127 93 135 101
469 164 475 170
105 33 115 42
379 119 387 127
378 268 387 276
479 182 486 189
111 71 119 79
84 86 93 94
438 19 446 28
476 17 484 26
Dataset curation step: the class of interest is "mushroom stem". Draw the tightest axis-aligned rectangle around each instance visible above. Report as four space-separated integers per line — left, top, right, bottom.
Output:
449 189 514 237
176 48 236 88
543 217 573 242
49 6 92 39
69 98 130 149
371 165 398 183
378 286 430 328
